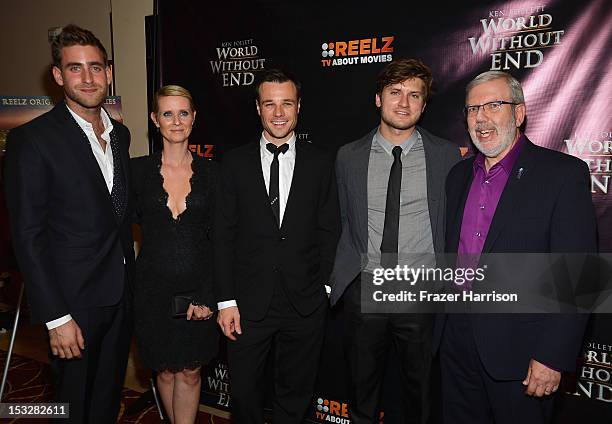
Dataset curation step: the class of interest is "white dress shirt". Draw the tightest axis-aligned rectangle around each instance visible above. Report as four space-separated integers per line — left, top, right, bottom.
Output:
259 133 296 225
46 105 114 330
217 133 297 311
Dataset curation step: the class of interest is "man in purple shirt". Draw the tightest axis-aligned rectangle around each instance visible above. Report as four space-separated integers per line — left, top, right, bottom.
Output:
434 71 597 423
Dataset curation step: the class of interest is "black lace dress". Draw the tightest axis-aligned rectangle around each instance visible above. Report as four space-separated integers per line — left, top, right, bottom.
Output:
131 152 218 371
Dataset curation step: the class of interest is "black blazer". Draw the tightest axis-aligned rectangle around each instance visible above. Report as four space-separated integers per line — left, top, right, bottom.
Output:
436 137 597 379
214 140 340 321
4 101 134 324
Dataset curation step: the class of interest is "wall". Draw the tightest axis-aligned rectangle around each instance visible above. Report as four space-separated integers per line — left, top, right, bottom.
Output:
0 0 152 156
110 0 152 157
0 0 111 98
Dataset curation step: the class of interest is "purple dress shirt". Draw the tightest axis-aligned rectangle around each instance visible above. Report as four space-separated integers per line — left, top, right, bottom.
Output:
458 135 526 261
455 135 560 371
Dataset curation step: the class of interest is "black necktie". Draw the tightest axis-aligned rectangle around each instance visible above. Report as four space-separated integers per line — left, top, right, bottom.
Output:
109 131 126 220
380 146 402 268
266 143 289 225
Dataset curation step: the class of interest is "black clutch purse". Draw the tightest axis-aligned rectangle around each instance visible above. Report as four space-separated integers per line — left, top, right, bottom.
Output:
171 292 216 318
171 293 194 318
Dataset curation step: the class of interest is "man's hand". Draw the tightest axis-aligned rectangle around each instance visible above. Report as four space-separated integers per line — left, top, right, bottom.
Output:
217 306 242 341
49 319 85 359
523 358 561 397
187 304 214 321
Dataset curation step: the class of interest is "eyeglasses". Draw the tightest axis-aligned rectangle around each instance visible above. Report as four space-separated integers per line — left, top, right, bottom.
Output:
464 100 518 116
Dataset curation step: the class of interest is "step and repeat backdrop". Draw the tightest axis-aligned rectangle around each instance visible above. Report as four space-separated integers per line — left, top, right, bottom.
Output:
154 0 611 421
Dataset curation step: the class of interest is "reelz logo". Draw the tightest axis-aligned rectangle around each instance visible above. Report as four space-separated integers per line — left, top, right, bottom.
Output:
320 36 394 68
315 398 350 423
188 144 214 158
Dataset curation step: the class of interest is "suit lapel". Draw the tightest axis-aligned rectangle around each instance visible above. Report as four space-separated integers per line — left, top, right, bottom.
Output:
353 132 374 251
280 140 306 231
247 142 278 226
109 126 129 221
54 103 115 206
481 139 536 253
421 128 443 250
107 110 130 205
448 160 475 252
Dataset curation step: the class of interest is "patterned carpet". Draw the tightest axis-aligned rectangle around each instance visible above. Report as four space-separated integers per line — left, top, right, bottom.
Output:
0 350 230 423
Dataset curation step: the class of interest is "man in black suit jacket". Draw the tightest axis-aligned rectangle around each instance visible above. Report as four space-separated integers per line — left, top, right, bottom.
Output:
436 71 597 423
330 59 461 424
214 69 340 423
4 25 133 423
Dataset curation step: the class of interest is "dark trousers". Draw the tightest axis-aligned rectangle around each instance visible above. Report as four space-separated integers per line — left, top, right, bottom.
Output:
228 281 327 424
343 277 433 424
440 314 554 424
50 292 131 424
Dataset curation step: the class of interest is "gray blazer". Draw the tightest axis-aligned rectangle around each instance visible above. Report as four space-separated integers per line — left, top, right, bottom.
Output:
329 126 462 306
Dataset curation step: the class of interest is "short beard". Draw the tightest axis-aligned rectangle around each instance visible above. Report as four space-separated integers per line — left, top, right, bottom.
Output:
64 83 105 110
470 113 518 158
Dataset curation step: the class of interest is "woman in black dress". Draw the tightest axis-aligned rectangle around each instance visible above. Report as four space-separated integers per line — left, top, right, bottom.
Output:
132 85 217 423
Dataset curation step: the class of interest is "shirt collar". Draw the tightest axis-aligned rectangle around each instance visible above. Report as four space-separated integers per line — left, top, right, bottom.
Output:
65 103 114 139
260 132 297 155
374 127 419 156
474 133 525 174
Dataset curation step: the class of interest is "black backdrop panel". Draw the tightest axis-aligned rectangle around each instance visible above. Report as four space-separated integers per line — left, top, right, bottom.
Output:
157 1 612 421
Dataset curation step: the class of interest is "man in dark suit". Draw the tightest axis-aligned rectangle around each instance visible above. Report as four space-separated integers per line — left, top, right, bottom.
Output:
214 69 340 423
330 58 461 424
436 71 597 423
4 25 133 423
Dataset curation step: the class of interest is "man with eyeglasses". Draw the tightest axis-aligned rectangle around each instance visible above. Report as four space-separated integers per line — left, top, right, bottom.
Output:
433 70 597 423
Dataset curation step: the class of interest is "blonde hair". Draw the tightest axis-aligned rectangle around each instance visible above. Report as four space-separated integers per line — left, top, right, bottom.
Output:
152 85 195 113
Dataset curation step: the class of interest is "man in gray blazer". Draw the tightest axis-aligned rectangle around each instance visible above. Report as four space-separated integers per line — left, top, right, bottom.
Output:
330 58 461 424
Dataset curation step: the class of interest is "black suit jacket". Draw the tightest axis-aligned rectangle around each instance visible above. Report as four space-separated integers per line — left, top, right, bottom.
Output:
214 140 340 321
4 101 134 324
437 137 597 379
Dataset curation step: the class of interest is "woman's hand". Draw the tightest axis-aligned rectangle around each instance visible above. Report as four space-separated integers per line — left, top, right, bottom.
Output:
186 303 214 320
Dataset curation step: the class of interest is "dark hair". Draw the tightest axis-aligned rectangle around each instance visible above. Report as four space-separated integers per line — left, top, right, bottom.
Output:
376 58 433 100
254 69 301 102
51 24 108 68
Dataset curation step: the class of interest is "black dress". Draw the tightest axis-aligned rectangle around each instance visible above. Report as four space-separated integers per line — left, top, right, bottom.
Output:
131 152 218 371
